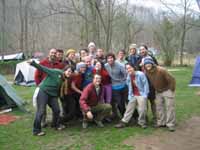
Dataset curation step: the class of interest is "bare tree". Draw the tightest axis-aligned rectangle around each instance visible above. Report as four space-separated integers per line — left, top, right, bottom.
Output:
19 0 24 52
160 0 195 65
0 0 6 60
154 17 180 66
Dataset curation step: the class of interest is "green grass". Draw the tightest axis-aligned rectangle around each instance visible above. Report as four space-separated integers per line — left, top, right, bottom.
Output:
1 67 200 150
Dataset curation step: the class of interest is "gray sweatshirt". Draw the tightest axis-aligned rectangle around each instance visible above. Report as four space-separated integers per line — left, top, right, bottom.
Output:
104 61 127 90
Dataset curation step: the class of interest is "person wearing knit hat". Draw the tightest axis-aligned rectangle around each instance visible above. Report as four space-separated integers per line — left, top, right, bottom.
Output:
65 49 76 57
129 43 137 50
76 62 86 72
88 42 96 48
144 58 176 132
144 57 155 66
88 42 96 58
64 49 77 72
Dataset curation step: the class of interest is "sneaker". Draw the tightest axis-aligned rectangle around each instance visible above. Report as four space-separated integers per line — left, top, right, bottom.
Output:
56 124 65 131
82 121 88 129
115 121 127 128
94 120 104 128
168 126 175 132
33 131 45 136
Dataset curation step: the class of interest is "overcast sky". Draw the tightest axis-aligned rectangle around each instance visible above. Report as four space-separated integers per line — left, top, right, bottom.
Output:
129 0 200 12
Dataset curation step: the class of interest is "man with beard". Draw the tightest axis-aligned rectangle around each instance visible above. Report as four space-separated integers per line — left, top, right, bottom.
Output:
34 48 65 127
35 48 65 85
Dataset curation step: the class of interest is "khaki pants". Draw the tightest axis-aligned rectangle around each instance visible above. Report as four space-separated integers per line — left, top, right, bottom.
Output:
156 90 176 127
122 96 147 126
83 103 112 121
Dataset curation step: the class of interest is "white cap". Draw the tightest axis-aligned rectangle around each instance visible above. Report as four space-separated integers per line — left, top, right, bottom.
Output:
88 42 96 48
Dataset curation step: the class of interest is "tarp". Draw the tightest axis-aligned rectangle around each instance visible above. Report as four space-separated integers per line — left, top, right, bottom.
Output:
0 74 26 112
197 0 200 10
14 59 38 86
0 52 25 61
189 56 200 87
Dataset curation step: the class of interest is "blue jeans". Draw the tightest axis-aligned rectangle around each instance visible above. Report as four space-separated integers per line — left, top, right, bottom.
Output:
33 89 60 134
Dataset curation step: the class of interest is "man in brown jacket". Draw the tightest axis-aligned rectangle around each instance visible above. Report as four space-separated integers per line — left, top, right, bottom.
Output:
144 58 176 131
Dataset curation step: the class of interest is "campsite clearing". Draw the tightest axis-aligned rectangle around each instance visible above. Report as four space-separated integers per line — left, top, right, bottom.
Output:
0 67 200 150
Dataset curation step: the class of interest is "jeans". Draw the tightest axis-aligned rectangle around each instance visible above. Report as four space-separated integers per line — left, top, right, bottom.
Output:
112 86 128 119
33 89 60 134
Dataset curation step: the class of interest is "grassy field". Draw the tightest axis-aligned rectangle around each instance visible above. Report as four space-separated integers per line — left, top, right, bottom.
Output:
1 67 200 150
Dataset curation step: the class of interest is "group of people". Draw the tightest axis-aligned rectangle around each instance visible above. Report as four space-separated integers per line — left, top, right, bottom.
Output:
29 42 176 136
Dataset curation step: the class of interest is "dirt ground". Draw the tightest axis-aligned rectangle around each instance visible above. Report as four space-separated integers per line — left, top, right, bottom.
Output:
124 116 200 150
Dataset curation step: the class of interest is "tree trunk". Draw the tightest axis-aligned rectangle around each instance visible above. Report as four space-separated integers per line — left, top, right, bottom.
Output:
105 0 111 52
83 0 89 45
88 0 97 43
179 0 187 66
19 0 24 52
1 0 6 60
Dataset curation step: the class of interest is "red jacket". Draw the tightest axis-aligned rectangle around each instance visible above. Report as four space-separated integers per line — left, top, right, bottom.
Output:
34 58 65 85
92 68 111 85
72 73 83 90
79 83 104 112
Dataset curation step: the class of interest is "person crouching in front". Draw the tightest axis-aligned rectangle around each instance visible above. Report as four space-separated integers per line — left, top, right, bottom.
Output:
79 74 112 128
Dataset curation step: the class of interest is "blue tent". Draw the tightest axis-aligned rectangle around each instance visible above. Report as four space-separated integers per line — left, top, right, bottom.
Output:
189 56 200 87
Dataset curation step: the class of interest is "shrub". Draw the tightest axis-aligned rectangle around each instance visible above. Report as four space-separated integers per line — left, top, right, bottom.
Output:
0 60 23 74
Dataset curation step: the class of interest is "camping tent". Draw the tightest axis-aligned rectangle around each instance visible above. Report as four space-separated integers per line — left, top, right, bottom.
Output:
189 56 200 87
0 52 25 61
14 60 38 86
0 74 26 112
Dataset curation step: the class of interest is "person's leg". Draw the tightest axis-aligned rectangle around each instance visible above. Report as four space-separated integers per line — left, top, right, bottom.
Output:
111 90 122 119
103 84 112 104
155 92 166 126
48 97 60 128
33 90 48 134
137 96 147 127
119 86 128 115
82 112 89 129
74 94 82 118
91 104 112 121
149 98 157 124
41 106 47 128
62 95 76 121
147 76 157 124
164 90 176 129
121 99 137 123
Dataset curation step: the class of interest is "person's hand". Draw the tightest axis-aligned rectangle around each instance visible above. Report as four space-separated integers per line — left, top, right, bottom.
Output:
27 59 33 64
86 111 93 120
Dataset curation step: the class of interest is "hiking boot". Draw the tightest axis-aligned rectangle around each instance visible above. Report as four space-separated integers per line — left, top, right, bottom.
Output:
56 124 65 131
82 121 88 129
115 121 127 128
168 126 175 132
33 131 45 136
94 120 104 128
